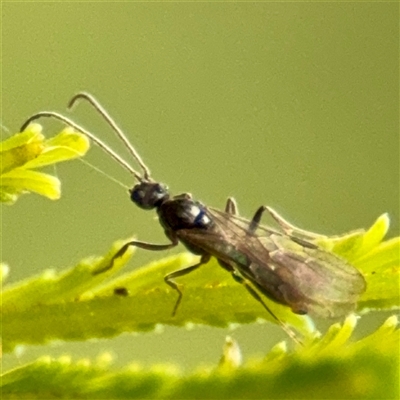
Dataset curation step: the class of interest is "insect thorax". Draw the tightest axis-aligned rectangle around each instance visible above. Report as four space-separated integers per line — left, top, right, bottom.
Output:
157 197 212 231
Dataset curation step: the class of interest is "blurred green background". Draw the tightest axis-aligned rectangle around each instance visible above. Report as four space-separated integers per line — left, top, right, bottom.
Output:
2 3 398 370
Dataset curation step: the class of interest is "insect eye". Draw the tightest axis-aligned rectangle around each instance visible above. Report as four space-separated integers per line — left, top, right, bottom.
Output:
130 188 143 201
130 186 148 208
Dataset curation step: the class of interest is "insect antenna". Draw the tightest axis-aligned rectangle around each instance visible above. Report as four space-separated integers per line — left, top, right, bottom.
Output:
68 92 151 181
20 93 150 183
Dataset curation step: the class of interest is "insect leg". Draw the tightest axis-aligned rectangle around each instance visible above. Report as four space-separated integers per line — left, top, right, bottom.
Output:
248 205 269 233
265 207 322 239
218 260 302 344
93 239 178 275
249 205 323 242
164 254 211 316
225 197 238 215
229 269 302 345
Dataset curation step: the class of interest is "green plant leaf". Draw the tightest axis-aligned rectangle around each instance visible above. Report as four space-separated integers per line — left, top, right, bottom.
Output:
1 245 312 353
0 124 90 204
1 316 398 399
2 213 398 353
315 214 400 311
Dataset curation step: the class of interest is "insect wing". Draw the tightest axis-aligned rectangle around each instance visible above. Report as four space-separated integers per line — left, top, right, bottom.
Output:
257 233 366 318
178 207 366 318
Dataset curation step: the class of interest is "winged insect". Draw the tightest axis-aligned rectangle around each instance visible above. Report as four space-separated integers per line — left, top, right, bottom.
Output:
21 93 367 343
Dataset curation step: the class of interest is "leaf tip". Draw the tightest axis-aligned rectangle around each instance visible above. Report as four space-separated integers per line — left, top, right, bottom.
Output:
382 314 398 329
218 336 243 369
21 122 43 135
1 263 10 284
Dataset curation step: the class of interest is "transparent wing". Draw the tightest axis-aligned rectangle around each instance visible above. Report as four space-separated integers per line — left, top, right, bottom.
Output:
177 207 366 318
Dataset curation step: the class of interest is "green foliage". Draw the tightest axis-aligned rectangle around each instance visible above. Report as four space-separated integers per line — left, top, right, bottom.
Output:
1 127 399 399
2 212 398 353
0 124 89 204
1 316 398 399
316 213 399 311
